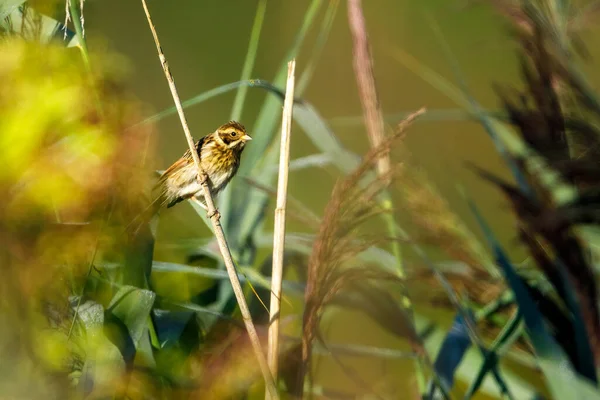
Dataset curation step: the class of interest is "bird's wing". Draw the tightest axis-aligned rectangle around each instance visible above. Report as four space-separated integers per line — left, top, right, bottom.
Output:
155 136 206 187
153 136 207 207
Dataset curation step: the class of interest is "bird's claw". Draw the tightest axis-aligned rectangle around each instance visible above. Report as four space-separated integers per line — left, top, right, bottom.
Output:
207 209 220 220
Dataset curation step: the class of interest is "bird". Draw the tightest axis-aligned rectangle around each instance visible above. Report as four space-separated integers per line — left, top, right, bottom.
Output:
127 121 251 233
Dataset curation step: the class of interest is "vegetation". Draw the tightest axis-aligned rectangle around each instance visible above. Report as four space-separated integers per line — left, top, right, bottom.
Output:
1 0 600 399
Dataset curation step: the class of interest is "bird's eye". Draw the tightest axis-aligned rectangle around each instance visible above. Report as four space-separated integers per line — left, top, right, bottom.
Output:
230 131 237 137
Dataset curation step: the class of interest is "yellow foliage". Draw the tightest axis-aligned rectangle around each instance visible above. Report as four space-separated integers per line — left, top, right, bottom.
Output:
0 38 153 398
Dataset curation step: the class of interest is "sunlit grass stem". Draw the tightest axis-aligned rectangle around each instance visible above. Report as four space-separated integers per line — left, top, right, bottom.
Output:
139 1 279 398
266 60 296 398
347 0 427 393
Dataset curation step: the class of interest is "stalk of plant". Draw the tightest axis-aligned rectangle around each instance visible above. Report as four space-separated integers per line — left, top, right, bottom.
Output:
266 59 296 397
347 0 426 392
139 1 279 398
348 0 432 393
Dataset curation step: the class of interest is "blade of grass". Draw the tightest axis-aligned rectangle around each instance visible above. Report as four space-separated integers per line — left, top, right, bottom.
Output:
464 311 523 399
329 108 506 127
296 0 339 94
429 313 472 397
0 0 25 21
225 0 323 253
68 0 88 66
135 79 287 128
424 12 531 196
221 0 268 220
414 314 536 399
236 0 322 178
68 199 115 339
139 1 278 397
229 0 267 122
150 261 305 294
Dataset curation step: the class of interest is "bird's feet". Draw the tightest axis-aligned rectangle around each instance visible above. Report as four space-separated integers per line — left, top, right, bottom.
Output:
191 196 219 220
207 209 220 220
191 196 208 210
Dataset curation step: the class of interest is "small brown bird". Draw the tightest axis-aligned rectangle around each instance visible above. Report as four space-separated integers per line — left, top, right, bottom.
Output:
128 121 251 233
155 120 251 210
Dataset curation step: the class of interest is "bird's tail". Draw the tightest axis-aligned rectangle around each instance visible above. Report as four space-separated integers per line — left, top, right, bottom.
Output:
124 193 165 236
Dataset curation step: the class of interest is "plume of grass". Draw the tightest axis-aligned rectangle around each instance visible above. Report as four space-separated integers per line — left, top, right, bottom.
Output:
476 0 600 370
399 169 498 277
298 109 425 395
139 1 278 398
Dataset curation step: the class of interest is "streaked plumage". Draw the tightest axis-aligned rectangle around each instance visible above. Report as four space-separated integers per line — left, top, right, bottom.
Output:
128 121 251 233
154 121 251 209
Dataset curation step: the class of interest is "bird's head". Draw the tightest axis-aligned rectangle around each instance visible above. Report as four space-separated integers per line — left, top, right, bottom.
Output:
216 121 252 150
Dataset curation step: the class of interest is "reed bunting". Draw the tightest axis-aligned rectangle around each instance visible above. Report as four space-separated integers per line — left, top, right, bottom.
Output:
129 121 251 233
154 120 251 210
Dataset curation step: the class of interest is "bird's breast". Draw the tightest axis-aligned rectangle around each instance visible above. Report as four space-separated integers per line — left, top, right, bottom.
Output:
201 144 240 192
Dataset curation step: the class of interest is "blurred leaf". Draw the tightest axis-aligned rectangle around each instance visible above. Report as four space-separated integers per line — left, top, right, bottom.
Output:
0 0 25 21
72 299 126 397
464 311 523 399
188 197 214 231
296 0 339 93
229 0 267 122
151 261 304 294
136 79 285 128
553 257 598 382
123 229 154 288
329 108 500 127
151 309 194 348
282 153 333 172
331 283 421 348
106 286 156 367
219 0 269 221
414 313 536 399
226 0 324 251
293 102 361 174
312 341 415 360
254 232 399 274
430 313 473 395
75 298 105 333
579 226 600 270
1 3 79 46
235 0 322 177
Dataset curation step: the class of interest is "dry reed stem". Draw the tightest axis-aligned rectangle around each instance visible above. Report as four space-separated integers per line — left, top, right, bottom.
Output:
266 60 296 399
347 0 389 177
140 1 278 398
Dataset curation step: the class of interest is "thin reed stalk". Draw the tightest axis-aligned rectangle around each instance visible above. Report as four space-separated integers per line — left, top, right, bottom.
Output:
347 0 389 177
347 0 426 393
266 60 296 398
347 0 404 276
139 1 278 398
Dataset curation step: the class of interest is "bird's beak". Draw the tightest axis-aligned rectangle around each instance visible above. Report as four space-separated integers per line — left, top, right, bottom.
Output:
242 134 252 142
